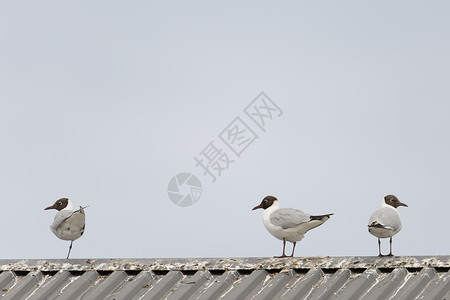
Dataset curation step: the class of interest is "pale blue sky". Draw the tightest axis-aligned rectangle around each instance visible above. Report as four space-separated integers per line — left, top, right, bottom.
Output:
1 1 449 259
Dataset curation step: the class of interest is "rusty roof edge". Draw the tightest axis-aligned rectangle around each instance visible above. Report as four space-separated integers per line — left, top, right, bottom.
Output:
0 256 449 272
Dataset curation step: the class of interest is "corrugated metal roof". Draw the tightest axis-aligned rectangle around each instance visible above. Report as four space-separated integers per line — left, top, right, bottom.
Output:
1 256 449 299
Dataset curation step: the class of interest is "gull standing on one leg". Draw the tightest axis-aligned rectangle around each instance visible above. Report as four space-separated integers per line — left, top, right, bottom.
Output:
45 198 86 259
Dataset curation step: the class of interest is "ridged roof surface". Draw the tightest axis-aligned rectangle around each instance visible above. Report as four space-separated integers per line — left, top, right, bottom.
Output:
1 256 449 299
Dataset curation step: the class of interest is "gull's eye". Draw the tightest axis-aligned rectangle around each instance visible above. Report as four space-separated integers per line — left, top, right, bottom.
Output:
58 201 62 205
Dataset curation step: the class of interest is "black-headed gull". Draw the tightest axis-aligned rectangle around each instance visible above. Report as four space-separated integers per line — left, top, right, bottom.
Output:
252 195 333 258
368 194 408 256
45 198 86 259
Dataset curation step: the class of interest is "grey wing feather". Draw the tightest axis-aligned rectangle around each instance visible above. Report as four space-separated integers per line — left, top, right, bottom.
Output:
51 210 73 231
270 208 311 229
51 207 85 231
368 207 401 231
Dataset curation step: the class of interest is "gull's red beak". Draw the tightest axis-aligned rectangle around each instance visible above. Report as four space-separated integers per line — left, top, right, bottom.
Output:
252 205 262 211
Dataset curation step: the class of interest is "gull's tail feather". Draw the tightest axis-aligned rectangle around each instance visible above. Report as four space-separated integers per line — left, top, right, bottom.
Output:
310 213 334 222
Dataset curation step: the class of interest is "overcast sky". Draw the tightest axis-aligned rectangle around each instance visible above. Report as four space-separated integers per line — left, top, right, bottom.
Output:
1 1 449 259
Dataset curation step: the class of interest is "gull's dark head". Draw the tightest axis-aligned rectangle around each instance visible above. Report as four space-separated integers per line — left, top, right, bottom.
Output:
384 195 408 208
252 195 278 210
44 198 69 211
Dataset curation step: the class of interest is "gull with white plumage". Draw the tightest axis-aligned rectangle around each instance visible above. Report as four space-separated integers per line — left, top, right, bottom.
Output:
45 198 86 259
368 194 408 257
252 195 333 258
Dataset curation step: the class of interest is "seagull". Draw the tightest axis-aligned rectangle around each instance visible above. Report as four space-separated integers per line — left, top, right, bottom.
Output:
45 198 86 259
252 195 333 258
368 194 408 257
